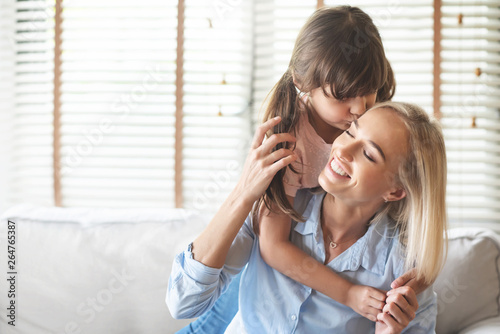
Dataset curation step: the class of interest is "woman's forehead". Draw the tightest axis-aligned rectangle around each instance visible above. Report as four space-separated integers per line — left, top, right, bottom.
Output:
359 108 409 161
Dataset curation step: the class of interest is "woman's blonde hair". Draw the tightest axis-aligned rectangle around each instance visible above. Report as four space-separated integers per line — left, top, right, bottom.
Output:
257 6 395 225
373 101 448 284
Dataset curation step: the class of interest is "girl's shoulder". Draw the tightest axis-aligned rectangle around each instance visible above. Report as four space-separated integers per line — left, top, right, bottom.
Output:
294 111 329 147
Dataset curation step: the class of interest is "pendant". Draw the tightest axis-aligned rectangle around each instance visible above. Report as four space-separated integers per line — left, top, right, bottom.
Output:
329 241 337 249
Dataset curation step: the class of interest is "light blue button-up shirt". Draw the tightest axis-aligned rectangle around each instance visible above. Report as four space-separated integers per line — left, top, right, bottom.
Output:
167 190 437 333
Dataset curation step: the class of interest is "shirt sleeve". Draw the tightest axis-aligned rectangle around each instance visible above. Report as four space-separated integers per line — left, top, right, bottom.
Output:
166 216 255 319
402 287 438 334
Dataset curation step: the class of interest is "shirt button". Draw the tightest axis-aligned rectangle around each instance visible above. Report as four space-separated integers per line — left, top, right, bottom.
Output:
291 314 297 321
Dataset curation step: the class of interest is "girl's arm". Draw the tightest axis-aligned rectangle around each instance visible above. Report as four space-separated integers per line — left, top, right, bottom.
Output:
258 199 386 322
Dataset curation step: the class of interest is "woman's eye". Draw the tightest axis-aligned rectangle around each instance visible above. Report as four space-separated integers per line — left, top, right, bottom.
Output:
346 130 354 138
364 151 375 162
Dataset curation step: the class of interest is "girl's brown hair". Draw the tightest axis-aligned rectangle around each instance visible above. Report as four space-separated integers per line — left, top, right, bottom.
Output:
257 6 396 224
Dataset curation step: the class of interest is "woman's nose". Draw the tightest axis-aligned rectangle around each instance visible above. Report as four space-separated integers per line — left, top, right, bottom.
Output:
337 144 354 162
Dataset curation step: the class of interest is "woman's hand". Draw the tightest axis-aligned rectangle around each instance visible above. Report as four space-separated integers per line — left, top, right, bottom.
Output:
346 285 386 322
375 286 418 334
190 116 296 269
391 268 431 295
235 116 297 205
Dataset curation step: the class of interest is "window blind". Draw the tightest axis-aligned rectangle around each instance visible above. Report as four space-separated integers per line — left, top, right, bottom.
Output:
441 0 500 224
1 0 500 224
9 0 55 207
182 0 253 211
58 0 178 208
0 1 16 212
252 0 317 124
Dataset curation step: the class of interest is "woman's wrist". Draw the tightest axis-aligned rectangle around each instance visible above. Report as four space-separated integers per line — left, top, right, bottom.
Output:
232 181 259 208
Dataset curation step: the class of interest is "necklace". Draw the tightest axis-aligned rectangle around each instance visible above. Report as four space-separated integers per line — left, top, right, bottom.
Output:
327 234 360 249
320 196 369 249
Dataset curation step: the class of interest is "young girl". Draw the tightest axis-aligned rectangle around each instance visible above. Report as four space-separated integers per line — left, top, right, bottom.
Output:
256 5 425 323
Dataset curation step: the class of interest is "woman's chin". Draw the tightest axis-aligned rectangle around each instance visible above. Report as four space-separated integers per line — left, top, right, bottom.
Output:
318 171 336 195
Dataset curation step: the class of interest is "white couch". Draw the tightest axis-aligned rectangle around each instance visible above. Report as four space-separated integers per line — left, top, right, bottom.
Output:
0 205 499 334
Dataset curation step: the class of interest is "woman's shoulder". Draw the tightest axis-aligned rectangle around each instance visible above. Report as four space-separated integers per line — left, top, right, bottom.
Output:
365 215 407 276
294 188 325 217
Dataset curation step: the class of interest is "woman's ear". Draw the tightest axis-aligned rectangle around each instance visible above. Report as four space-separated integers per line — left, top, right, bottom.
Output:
385 188 406 202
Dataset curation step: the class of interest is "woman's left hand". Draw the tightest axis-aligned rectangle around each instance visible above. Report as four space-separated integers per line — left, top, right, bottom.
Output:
391 268 431 295
375 286 418 334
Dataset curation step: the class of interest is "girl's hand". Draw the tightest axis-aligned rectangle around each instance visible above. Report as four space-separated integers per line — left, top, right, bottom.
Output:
375 286 418 334
346 285 387 322
391 268 431 295
236 116 297 205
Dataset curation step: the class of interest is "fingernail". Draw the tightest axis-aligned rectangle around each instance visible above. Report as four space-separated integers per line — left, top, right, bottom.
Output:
274 116 281 120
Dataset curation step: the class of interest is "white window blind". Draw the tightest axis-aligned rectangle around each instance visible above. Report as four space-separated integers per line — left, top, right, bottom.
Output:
441 1 500 224
2 1 500 224
3 0 254 211
252 0 316 123
0 1 16 212
182 0 253 211
10 0 55 207
58 0 178 208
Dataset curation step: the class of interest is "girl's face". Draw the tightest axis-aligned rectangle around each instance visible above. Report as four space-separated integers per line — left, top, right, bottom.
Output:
318 107 408 204
308 86 377 131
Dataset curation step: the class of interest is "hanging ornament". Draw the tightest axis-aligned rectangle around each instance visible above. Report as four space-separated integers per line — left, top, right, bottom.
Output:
218 105 223 117
458 13 464 25
471 116 477 128
221 73 227 85
475 67 482 77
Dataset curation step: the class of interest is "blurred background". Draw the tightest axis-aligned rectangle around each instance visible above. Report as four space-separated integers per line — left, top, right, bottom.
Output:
0 0 498 229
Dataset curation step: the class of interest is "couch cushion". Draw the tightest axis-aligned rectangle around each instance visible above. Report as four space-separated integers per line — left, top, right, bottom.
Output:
435 228 500 334
0 204 207 334
458 316 500 334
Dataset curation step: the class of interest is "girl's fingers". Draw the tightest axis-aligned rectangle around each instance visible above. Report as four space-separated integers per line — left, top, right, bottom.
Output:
365 312 378 322
370 289 387 302
251 116 282 149
368 297 385 311
365 305 384 320
259 132 296 154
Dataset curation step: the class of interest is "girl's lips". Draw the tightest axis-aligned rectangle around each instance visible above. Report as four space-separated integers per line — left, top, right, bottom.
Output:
327 156 351 179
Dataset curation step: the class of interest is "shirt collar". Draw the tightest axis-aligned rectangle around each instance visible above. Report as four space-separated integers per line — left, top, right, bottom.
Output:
293 191 398 276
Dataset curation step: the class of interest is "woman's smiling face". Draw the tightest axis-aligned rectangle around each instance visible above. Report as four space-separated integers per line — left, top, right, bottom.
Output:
318 107 409 204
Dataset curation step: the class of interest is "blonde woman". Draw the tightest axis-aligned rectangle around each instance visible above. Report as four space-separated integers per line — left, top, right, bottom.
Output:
167 101 447 333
